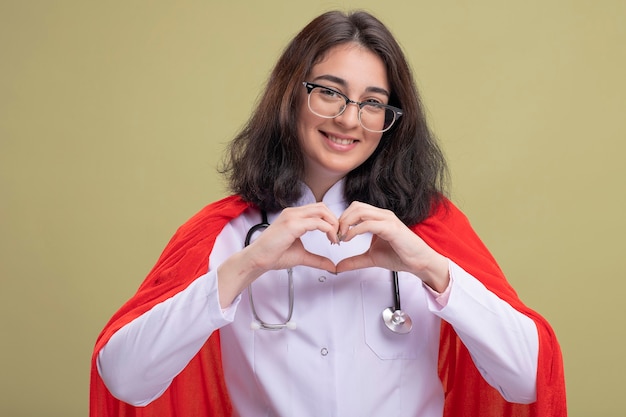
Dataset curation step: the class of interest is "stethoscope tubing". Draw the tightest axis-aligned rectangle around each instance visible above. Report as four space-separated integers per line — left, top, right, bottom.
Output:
245 211 296 330
391 271 401 311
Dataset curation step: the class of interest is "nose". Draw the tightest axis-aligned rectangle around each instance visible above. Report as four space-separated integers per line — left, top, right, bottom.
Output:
334 102 360 129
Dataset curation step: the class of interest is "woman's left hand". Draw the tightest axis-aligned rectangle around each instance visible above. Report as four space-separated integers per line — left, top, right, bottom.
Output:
335 201 450 292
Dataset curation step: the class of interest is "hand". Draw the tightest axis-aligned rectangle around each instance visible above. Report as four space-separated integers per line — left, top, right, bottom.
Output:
335 202 450 292
218 203 339 307
244 203 339 274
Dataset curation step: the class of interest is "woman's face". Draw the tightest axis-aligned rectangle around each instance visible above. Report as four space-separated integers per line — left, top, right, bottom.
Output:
297 42 389 197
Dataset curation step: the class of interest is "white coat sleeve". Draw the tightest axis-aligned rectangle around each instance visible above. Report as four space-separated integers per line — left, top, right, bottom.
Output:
425 261 539 404
96 228 243 406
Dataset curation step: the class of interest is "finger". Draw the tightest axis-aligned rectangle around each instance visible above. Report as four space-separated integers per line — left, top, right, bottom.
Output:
337 202 386 240
335 254 375 273
279 204 340 243
340 211 403 244
295 202 340 225
337 201 366 231
268 216 337 245
307 205 340 244
300 252 337 275
339 219 397 244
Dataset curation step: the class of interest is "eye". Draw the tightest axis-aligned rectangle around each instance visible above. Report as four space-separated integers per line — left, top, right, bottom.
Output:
361 100 387 113
319 87 340 98
363 97 384 105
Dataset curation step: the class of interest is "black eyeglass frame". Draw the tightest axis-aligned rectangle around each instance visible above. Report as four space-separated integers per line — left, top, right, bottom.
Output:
302 81 403 133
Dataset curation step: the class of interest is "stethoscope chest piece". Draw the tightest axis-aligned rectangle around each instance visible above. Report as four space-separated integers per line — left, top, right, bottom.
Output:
382 307 413 334
382 271 413 334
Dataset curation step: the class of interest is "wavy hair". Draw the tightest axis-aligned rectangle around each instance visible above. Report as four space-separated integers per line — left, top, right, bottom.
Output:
220 10 448 225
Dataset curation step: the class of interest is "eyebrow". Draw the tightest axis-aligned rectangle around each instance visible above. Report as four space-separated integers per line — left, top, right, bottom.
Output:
311 74 390 97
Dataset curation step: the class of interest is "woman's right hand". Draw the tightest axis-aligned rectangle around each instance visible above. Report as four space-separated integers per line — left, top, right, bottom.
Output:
217 203 339 308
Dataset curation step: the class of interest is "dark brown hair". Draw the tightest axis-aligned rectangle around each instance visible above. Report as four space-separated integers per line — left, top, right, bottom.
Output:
220 10 448 225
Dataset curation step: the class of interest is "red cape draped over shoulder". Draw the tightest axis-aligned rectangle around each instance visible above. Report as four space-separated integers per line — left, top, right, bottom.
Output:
90 195 567 416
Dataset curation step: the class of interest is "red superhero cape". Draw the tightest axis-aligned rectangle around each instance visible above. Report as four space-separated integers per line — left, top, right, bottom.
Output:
90 195 567 416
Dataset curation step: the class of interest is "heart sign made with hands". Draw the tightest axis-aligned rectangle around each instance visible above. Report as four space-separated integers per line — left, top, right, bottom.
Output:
216 201 450 308
250 201 450 290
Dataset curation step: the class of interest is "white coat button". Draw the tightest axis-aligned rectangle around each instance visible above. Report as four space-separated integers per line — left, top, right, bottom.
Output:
318 276 326 283
320 348 329 356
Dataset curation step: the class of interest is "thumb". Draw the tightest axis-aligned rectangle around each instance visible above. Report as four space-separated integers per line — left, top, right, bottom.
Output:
335 254 375 273
300 252 337 275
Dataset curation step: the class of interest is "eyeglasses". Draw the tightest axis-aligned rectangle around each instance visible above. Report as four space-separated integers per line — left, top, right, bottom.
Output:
303 81 403 133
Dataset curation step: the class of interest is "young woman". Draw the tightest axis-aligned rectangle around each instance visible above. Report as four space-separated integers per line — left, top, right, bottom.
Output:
91 10 566 417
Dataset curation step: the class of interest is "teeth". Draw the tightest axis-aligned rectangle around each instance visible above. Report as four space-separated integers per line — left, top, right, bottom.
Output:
328 135 355 145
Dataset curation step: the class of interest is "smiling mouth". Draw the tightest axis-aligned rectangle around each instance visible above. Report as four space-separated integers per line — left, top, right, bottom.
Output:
325 133 357 145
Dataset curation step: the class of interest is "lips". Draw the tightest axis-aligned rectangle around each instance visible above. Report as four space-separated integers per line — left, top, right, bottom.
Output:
323 131 358 146
328 135 355 145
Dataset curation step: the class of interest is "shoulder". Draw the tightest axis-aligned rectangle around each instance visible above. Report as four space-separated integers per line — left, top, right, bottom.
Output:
412 196 472 235
175 195 252 235
190 195 252 222
410 196 501 275
151 195 253 267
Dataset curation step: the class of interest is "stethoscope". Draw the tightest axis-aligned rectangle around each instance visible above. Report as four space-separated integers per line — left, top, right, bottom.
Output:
245 211 413 334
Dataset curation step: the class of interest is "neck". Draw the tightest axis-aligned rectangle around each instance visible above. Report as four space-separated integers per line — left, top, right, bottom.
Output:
304 175 344 202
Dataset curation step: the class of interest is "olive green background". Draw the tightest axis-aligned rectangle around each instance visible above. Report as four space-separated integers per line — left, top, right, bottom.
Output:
1 1 624 416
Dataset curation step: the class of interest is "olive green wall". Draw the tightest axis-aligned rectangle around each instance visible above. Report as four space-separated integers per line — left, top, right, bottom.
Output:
1 1 624 416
